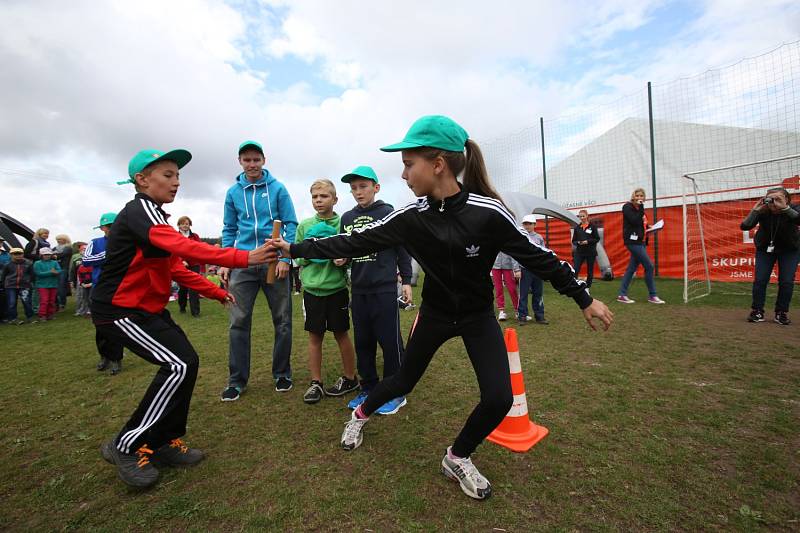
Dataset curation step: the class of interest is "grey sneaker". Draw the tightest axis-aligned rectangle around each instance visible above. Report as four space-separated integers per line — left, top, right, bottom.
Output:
441 447 492 500
96 357 110 371
152 439 204 466
341 410 368 450
325 376 359 397
303 381 325 404
221 386 241 402
101 441 159 488
109 360 122 375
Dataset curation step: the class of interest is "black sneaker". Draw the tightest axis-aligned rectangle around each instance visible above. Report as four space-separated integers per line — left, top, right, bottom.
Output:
747 309 765 322
774 311 791 326
535 317 549 325
110 360 122 375
275 377 293 392
303 381 325 404
152 439 204 466
325 376 359 397
517 316 528 327
96 357 110 371
101 441 159 488
221 386 241 402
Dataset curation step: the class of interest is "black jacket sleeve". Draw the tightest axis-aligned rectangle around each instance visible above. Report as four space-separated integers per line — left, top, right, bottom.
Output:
498 214 592 309
291 207 409 260
396 246 412 284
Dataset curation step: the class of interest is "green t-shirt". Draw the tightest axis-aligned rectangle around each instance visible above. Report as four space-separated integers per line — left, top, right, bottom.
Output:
295 213 348 296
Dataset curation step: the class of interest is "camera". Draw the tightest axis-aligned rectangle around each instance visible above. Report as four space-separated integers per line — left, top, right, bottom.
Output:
763 197 774 204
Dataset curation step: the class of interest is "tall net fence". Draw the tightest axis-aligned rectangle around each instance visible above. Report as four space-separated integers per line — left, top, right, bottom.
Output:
482 41 800 295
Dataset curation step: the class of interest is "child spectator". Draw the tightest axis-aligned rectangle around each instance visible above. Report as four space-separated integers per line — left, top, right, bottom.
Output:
53 234 73 310
69 242 88 316
1 248 35 324
492 251 520 321
84 213 124 374
33 247 60 320
75 256 93 317
517 215 548 325
295 178 358 404
0 236 8 323
95 148 271 489
176 215 202 317
339 166 413 415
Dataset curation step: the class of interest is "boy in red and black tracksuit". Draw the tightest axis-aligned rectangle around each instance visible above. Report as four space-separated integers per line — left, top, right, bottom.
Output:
94 148 269 488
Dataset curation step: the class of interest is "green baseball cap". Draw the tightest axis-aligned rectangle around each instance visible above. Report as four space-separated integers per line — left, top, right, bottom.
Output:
238 140 264 155
380 115 469 153
94 212 117 229
341 165 379 184
119 148 192 184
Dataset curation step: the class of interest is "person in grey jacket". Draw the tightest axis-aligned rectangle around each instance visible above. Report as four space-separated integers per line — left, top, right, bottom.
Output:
491 251 520 321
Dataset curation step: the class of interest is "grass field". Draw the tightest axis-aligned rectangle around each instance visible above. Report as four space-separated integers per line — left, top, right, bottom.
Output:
1 277 798 531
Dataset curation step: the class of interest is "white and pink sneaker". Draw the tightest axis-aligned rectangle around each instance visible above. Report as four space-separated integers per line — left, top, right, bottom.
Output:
648 296 666 304
616 295 635 304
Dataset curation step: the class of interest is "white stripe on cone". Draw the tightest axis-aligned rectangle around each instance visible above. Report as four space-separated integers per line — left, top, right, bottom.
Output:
507 392 529 417
507 350 521 374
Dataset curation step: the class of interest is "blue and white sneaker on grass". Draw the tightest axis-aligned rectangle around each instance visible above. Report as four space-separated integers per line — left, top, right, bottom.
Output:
347 390 369 410
376 396 407 415
441 447 492 500
341 410 368 450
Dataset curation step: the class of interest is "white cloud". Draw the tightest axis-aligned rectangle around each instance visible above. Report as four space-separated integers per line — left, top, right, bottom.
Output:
0 0 798 243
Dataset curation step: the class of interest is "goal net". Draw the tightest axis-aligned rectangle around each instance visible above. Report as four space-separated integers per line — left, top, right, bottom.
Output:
682 154 800 302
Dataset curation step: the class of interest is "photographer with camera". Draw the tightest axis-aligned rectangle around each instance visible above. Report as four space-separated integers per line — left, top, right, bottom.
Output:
741 187 800 325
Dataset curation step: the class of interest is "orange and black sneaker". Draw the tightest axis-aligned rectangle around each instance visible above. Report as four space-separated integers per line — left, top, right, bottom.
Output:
153 438 205 467
101 441 159 488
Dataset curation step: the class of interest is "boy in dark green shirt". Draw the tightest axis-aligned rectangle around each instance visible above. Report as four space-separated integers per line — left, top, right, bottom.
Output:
295 179 357 404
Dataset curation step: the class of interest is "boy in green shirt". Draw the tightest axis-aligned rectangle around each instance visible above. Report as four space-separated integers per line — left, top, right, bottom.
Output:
295 179 358 404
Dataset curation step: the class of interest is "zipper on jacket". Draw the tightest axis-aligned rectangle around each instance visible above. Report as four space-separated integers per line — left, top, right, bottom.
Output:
252 187 259 247
445 213 458 323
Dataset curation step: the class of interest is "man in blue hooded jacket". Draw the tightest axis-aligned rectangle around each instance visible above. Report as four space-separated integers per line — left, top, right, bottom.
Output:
219 140 298 400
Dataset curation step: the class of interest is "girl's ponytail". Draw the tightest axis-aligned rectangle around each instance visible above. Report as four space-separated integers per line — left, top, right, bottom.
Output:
462 139 506 206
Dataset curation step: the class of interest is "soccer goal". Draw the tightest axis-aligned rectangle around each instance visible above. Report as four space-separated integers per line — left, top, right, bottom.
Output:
682 154 800 303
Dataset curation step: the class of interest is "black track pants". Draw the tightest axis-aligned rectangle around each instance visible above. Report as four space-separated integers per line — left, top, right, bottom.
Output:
351 292 405 391
95 310 199 454
362 307 512 458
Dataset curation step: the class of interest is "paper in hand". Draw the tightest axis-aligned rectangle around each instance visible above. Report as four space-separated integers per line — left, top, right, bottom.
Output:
646 219 664 232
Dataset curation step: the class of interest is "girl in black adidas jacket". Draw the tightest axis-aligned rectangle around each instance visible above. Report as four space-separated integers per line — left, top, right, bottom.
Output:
270 115 613 501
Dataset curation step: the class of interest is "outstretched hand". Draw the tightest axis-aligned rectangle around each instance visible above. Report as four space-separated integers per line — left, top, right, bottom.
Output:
222 292 237 309
248 241 280 265
582 299 614 331
267 236 293 261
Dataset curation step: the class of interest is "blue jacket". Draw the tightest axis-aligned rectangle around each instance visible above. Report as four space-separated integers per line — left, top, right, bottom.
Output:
222 169 298 262
83 236 108 285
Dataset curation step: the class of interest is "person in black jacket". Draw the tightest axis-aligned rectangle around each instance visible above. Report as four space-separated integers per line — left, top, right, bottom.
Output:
269 115 614 501
572 210 599 288
616 188 665 304
741 187 800 325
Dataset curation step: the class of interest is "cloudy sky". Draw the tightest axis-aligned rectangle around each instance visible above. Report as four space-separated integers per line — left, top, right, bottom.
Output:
1 0 798 243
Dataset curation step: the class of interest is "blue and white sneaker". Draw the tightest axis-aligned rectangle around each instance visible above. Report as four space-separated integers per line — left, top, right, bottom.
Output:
376 396 407 415
347 390 369 410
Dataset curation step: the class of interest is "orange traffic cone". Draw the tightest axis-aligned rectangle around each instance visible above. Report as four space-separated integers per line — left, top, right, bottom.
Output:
486 328 549 452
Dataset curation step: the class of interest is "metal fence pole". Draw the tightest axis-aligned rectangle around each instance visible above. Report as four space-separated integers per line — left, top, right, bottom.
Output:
540 116 549 245
647 81 659 276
